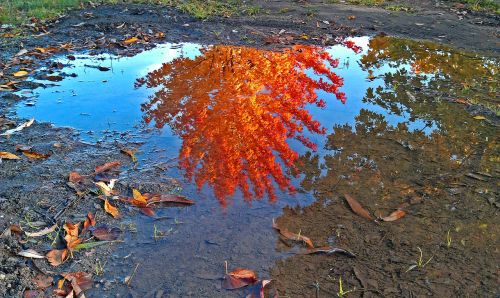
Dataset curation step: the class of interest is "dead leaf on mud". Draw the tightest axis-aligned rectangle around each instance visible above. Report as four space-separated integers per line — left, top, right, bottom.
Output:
13 70 29 77
23 289 43 298
92 226 122 241
17 249 46 259
69 171 85 184
104 199 120 218
81 212 96 234
46 249 69 266
344 193 374 221
381 209 406 222
1 118 34 136
123 37 139 45
95 181 117 196
300 246 355 258
34 273 53 289
22 151 51 160
64 222 82 250
61 272 93 298
272 219 314 248
25 223 58 237
120 147 137 161
94 161 121 174
0 151 21 160
222 268 258 290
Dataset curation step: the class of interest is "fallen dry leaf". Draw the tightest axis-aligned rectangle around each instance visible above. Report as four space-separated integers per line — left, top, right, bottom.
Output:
69 171 85 183
82 212 95 234
120 147 137 161
381 209 406 222
222 268 258 290
272 219 314 248
473 115 486 120
13 70 29 77
132 189 147 206
0 152 21 160
344 193 374 221
34 273 53 289
64 222 82 250
104 199 120 218
1 118 34 136
94 161 121 174
95 181 117 196
22 151 50 160
123 37 139 45
92 226 122 241
25 223 57 237
46 249 69 266
61 272 93 298
17 249 45 259
301 246 355 258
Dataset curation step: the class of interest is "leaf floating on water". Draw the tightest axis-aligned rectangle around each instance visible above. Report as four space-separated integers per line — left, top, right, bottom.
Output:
222 268 258 290
92 226 122 241
22 151 51 160
139 207 156 217
145 193 195 206
381 209 406 222
1 118 34 136
0 152 21 160
46 249 69 266
17 249 46 259
104 199 120 218
272 219 314 248
94 161 121 174
344 193 374 221
300 246 355 258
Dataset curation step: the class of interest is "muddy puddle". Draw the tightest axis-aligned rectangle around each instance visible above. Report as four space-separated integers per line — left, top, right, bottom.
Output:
14 36 499 297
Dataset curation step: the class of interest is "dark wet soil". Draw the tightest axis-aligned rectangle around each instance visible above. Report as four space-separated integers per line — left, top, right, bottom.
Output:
0 1 499 298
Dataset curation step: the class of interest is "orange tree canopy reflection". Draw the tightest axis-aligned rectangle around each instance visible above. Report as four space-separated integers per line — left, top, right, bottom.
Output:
136 45 347 205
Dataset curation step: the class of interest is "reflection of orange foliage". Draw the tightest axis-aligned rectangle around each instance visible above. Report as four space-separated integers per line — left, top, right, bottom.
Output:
136 45 346 205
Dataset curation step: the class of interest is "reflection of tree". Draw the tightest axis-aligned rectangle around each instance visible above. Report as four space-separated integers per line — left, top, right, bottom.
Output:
136 45 347 205
361 36 499 109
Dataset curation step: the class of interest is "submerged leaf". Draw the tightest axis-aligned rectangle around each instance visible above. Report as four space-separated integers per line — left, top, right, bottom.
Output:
381 209 406 222
344 193 374 220
222 268 258 290
104 199 120 218
145 193 195 206
272 219 314 248
13 70 28 77
22 151 50 160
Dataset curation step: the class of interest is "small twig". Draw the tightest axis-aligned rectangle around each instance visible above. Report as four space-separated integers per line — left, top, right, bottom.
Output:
126 263 140 286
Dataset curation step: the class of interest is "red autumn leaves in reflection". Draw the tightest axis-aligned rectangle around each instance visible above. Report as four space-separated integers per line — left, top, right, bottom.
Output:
136 45 347 205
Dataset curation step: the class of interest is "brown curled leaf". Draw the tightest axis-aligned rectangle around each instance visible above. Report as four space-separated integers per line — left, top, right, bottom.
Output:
381 209 406 222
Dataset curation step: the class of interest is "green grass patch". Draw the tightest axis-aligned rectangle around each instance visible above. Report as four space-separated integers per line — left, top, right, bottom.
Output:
458 0 500 13
0 0 260 25
346 0 385 6
386 4 413 12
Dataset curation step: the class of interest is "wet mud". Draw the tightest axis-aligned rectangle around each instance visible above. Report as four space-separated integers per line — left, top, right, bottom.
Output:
0 2 499 298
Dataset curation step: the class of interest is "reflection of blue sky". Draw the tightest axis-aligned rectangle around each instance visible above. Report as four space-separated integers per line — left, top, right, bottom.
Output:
16 38 440 202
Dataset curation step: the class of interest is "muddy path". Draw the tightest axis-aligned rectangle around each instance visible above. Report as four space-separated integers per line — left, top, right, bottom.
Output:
0 1 499 298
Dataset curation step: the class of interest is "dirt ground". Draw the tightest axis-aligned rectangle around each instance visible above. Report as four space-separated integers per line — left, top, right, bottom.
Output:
0 1 498 297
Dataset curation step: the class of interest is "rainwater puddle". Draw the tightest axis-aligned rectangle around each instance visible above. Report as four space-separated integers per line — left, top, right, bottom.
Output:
16 36 499 297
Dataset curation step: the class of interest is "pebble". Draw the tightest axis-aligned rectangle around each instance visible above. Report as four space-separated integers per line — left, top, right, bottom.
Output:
0 274 5 280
